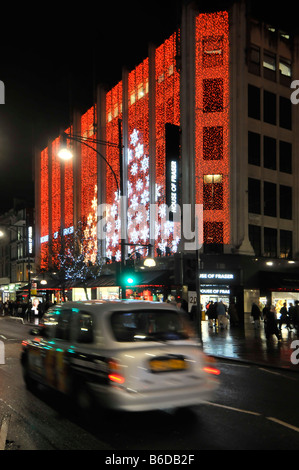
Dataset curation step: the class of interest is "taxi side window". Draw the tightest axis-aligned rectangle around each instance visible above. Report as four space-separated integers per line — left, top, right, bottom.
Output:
55 310 72 341
76 312 94 344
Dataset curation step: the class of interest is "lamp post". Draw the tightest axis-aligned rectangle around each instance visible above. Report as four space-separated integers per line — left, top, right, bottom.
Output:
58 129 157 300
58 127 128 297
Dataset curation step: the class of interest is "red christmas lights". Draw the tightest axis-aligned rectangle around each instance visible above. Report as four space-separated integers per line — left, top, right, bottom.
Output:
40 147 49 269
155 32 180 255
38 10 231 274
195 11 230 247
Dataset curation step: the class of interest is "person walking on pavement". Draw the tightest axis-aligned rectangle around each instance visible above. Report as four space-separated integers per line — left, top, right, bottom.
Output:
207 301 216 328
278 302 290 331
263 304 281 341
293 301 299 336
251 302 261 329
228 301 239 326
217 300 228 329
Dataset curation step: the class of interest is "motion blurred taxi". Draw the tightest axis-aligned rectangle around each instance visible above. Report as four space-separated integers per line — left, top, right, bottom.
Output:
21 300 220 412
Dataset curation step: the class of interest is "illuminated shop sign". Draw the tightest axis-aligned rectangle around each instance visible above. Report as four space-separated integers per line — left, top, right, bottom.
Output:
200 273 234 280
165 123 180 215
200 288 230 295
200 272 239 284
28 226 33 254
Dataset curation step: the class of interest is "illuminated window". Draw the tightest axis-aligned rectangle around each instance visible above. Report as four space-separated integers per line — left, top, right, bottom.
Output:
203 126 223 160
203 175 223 210
203 78 223 113
279 58 291 77
263 51 276 71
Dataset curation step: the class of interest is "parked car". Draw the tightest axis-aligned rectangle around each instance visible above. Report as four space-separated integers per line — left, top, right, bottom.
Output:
21 300 220 412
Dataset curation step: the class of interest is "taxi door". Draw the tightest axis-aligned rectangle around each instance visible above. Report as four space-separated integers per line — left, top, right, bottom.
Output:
43 309 73 394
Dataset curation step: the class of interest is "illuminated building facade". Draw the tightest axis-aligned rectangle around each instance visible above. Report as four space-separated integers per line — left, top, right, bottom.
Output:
35 1 299 317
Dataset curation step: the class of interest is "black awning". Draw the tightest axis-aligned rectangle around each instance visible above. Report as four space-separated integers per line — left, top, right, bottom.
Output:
259 271 299 289
135 270 169 286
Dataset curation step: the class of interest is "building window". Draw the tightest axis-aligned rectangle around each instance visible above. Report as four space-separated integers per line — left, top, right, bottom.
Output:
279 59 291 76
249 225 261 256
203 174 223 210
263 90 276 125
279 141 292 173
204 222 223 253
279 96 292 129
264 181 277 217
203 79 223 113
280 185 292 219
248 45 260 75
263 136 276 170
202 36 224 67
263 51 276 81
248 131 260 165
248 178 261 214
280 230 292 259
248 85 260 119
264 227 277 258
203 126 223 160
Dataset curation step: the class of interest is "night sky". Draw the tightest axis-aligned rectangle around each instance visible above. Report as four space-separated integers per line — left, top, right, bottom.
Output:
0 0 298 215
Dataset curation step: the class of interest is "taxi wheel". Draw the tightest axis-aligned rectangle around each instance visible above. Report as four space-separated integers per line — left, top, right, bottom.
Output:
22 363 37 392
73 382 94 416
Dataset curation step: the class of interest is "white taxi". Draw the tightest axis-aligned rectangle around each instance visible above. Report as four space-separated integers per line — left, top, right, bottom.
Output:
21 300 220 412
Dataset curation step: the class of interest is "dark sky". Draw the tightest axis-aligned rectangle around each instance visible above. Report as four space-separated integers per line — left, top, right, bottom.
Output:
0 0 298 215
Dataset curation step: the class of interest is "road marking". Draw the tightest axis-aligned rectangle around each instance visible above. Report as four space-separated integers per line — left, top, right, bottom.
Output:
204 401 261 416
0 335 6 340
258 367 298 381
266 417 299 433
258 367 281 376
0 415 10 450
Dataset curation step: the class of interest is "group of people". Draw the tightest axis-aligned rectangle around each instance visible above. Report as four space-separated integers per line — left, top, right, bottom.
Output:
0 298 54 324
251 300 299 341
206 300 239 329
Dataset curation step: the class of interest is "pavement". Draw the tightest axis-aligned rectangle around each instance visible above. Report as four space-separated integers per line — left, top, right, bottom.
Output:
201 314 299 372
3 313 299 372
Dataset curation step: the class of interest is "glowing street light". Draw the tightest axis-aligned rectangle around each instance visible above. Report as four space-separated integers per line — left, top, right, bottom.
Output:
57 147 73 160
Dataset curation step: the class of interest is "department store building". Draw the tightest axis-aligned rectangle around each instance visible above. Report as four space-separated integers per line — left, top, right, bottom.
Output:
35 1 299 320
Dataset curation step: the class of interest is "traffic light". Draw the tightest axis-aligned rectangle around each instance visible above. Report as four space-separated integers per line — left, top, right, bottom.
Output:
183 253 197 289
116 259 141 288
122 269 140 286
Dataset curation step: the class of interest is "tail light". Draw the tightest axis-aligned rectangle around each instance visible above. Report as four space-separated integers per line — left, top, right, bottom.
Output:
203 366 221 376
108 359 125 385
203 355 220 376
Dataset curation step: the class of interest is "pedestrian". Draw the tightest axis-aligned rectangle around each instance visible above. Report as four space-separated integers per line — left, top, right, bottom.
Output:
264 304 281 341
278 302 290 331
288 303 295 329
293 301 299 336
207 301 217 328
217 300 228 329
228 301 239 326
30 298 40 325
251 302 261 329
176 298 188 312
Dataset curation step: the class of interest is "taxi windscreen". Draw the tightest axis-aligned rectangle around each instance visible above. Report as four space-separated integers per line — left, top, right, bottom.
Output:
110 309 190 342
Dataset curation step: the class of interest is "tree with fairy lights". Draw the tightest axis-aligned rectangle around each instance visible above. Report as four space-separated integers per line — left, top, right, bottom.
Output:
54 220 103 300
